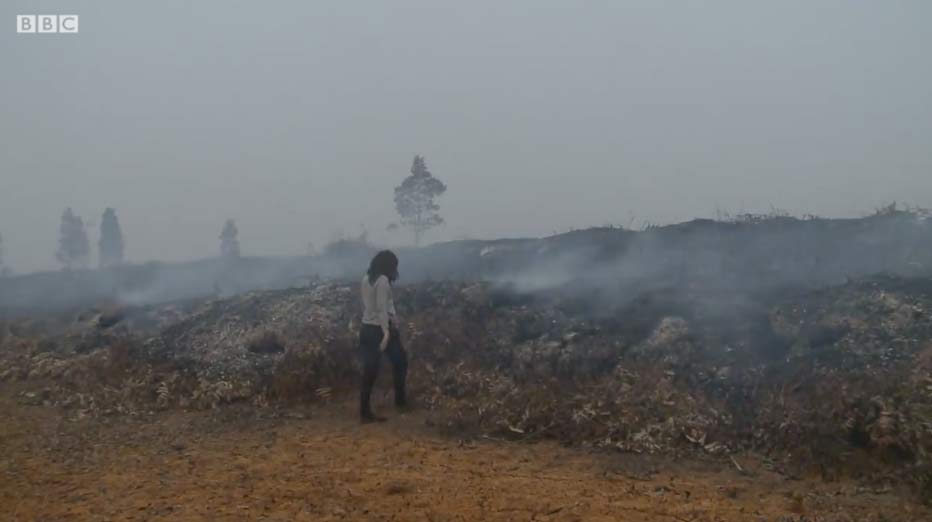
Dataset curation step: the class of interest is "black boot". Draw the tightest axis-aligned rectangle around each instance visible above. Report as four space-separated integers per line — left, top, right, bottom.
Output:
360 345 384 423
360 394 386 423
360 412 387 424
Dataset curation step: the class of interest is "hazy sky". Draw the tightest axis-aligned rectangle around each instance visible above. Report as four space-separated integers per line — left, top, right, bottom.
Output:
2 1 930 272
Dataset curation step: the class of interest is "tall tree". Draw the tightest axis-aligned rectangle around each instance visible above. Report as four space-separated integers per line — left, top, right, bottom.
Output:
98 207 125 268
219 219 240 258
56 208 90 270
394 155 447 245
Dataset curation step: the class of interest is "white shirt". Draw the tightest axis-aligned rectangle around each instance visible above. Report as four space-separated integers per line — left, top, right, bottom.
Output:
361 274 396 330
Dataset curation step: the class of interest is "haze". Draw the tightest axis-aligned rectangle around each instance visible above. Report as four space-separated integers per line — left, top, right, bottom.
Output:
2 0 930 273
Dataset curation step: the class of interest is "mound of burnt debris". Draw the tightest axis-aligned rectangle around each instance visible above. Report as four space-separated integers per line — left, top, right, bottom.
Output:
2 276 932 498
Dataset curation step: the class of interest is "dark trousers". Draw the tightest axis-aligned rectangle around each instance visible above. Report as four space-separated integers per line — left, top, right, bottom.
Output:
359 324 407 417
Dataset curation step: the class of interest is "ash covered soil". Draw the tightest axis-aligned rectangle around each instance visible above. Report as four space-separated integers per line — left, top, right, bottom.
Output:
2 275 932 519
2 390 926 522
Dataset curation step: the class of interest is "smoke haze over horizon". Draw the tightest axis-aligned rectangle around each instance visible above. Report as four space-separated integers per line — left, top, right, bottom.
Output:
2 0 930 273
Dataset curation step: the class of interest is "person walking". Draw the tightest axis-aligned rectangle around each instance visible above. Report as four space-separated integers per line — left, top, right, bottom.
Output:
358 250 408 423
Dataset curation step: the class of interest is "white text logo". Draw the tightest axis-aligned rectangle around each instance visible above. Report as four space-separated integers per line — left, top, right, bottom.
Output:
17 15 79 34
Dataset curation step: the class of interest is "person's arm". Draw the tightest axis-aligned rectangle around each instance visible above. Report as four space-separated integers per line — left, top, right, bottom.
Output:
375 277 391 350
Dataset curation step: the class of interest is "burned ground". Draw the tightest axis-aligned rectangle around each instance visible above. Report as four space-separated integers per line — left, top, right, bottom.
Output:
2 273 932 512
3 210 931 316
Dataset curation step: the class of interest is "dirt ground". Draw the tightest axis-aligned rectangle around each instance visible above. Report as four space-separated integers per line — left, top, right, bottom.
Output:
0 388 926 522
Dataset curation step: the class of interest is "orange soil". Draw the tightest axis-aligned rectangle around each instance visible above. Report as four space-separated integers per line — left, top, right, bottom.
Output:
0 389 926 522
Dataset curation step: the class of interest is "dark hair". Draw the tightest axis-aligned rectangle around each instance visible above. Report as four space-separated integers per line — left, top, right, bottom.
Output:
367 250 399 285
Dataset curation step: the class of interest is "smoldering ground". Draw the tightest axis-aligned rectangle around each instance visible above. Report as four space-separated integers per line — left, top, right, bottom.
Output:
2 210 931 317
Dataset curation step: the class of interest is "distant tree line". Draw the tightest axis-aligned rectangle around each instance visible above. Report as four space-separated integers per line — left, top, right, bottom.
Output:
48 208 245 270
4 155 446 273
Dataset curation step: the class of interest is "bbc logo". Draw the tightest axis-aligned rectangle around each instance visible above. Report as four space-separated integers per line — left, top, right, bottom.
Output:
17 15 79 34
